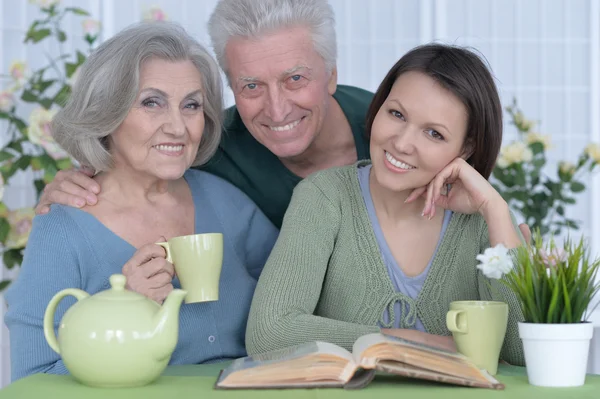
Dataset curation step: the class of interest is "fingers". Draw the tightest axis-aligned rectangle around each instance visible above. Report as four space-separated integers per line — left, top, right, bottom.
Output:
35 169 100 214
518 223 532 244
121 243 175 303
405 186 427 204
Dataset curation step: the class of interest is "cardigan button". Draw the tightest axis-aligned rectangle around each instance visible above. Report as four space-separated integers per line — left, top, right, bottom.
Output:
208 335 216 343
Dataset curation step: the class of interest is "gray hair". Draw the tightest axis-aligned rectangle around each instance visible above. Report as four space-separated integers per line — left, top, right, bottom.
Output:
207 0 337 80
52 21 223 172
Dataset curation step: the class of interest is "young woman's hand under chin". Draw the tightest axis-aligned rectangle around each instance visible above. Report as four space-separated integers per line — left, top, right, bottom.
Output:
405 157 504 219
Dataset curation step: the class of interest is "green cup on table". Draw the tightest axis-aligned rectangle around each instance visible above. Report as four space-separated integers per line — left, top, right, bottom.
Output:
446 300 508 375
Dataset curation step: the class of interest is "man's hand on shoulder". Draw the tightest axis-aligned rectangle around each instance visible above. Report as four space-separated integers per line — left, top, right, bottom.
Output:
36 166 100 215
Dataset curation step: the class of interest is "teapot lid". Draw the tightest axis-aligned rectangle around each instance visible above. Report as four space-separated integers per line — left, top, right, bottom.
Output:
94 274 148 302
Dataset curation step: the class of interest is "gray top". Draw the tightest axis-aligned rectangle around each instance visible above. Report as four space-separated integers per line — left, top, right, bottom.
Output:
357 164 452 331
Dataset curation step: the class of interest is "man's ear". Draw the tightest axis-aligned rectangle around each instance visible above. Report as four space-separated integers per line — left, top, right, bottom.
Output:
328 66 338 95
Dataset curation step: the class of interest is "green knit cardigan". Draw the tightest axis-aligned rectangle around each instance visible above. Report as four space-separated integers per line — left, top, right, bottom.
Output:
246 162 525 366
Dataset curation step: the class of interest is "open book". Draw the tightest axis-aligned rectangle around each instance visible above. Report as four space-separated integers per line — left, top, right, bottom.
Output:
215 333 504 390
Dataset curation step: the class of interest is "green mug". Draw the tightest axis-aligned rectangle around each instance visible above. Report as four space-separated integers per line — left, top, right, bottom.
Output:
446 301 508 375
156 233 223 304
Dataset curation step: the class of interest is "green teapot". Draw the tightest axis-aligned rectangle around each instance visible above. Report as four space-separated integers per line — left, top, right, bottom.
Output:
43 274 187 388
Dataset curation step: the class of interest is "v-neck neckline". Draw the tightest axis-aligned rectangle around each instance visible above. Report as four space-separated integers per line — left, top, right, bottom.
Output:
352 161 459 305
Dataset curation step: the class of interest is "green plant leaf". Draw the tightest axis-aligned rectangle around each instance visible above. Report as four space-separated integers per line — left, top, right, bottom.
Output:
65 7 90 16
21 90 38 103
0 280 12 292
570 182 585 193
557 205 565 216
53 85 71 107
57 30 67 42
0 150 14 163
56 158 73 170
26 28 52 43
39 98 53 110
0 218 10 242
3 249 23 269
34 179 46 196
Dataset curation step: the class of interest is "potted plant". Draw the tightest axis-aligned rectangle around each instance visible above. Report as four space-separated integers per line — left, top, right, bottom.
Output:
477 233 600 387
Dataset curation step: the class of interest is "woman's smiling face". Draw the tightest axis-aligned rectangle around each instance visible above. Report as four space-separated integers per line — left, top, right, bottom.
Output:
369 71 469 193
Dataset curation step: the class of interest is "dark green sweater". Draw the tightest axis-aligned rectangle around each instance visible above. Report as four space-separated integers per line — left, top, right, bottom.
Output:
198 85 373 228
246 163 525 366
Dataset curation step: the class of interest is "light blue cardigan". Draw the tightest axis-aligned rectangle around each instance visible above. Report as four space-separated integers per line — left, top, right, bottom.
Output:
4 169 279 381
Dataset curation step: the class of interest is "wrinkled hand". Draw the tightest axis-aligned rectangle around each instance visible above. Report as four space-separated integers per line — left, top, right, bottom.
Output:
36 166 100 215
122 242 175 304
406 158 503 219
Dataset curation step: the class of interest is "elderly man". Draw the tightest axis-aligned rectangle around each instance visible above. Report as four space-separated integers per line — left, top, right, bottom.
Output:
36 0 530 239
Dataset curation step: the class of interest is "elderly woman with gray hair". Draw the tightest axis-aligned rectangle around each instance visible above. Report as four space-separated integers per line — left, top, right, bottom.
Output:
4 21 278 381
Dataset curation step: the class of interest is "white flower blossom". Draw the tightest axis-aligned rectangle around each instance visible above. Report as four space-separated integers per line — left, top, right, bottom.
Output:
9 61 29 89
143 6 168 21
82 19 101 36
476 244 514 279
0 91 14 112
559 161 576 177
496 141 534 168
585 143 600 164
27 107 69 160
526 132 552 150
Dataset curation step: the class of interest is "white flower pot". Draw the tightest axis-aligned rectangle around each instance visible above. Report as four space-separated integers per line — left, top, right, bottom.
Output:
518 322 594 387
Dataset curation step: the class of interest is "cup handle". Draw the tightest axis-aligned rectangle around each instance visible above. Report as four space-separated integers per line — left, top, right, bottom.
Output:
43 289 90 354
446 310 468 334
156 242 172 263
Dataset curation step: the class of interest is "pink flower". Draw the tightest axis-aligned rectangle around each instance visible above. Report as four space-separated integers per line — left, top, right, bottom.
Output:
82 19 101 37
27 107 70 160
0 91 15 112
5 208 35 249
539 247 567 268
143 6 168 21
9 61 29 88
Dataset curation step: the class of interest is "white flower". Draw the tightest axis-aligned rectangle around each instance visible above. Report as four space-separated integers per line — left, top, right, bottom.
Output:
496 141 534 168
526 132 552 150
5 208 35 249
476 244 514 279
143 6 168 21
28 0 60 7
539 247 567 269
559 161 576 177
27 107 69 160
584 143 600 163
0 91 14 112
82 19 101 36
9 61 29 89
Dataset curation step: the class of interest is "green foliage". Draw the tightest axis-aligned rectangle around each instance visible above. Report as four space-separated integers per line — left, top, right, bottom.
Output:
502 230 600 323
0 4 99 290
493 100 600 237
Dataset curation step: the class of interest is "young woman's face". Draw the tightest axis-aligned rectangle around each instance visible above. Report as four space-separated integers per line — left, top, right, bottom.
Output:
370 71 469 193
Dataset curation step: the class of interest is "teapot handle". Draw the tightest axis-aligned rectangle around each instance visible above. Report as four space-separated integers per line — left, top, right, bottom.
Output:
43 288 90 354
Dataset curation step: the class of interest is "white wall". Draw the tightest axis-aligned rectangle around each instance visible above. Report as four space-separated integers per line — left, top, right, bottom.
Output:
0 0 599 387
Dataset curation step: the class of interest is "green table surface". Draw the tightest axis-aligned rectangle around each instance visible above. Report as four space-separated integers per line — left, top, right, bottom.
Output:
1 362 599 399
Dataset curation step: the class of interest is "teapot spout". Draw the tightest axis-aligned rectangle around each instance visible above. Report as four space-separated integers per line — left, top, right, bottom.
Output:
152 289 187 361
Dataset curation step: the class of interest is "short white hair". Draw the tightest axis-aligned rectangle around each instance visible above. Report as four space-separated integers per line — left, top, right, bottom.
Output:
52 21 223 172
207 0 337 82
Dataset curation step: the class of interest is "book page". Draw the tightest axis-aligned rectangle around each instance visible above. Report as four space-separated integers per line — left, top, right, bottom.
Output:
217 341 357 388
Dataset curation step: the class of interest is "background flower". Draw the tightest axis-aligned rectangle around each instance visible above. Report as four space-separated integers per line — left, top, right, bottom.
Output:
9 61 29 89
5 208 35 249
82 19 101 37
143 6 168 21
496 141 533 168
538 247 567 268
526 132 552 150
0 91 14 112
558 161 576 178
27 107 69 160
585 143 600 164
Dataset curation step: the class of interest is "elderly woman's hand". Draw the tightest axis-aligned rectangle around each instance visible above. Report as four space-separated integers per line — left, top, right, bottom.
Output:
36 166 100 215
121 243 175 304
